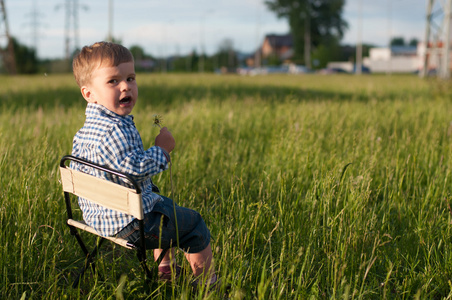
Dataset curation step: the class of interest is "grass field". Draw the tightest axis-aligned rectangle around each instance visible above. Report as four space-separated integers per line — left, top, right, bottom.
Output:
0 73 451 299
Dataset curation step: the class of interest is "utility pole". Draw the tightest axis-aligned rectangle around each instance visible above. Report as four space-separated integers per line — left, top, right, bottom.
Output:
387 0 392 75
73 0 80 54
107 0 113 42
28 0 40 57
441 0 451 78
422 0 452 79
254 0 261 68
24 0 47 59
0 0 16 74
64 0 71 59
355 0 362 75
304 2 311 69
198 10 214 73
421 0 434 77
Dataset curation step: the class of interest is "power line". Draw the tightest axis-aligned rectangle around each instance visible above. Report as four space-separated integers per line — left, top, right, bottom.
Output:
107 0 113 42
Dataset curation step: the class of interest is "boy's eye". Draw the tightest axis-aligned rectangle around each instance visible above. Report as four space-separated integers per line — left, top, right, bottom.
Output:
127 77 135 82
108 79 118 84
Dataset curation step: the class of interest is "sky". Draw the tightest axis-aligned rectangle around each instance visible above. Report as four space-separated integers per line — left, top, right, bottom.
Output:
4 0 428 60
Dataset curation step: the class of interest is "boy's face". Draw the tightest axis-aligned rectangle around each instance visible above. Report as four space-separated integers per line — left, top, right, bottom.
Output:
81 61 138 116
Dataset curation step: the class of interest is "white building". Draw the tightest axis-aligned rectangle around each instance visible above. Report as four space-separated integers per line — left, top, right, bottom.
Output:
364 46 422 73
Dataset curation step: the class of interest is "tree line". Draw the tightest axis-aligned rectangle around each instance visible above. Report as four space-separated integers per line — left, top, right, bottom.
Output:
1 0 420 74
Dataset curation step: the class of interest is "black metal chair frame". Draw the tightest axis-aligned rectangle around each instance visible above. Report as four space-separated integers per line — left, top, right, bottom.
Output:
60 155 167 288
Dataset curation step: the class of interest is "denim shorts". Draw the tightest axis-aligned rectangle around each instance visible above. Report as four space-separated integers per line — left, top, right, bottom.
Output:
115 196 210 253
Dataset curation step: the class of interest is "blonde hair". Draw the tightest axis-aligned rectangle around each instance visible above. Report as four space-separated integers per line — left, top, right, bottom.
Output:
72 42 134 87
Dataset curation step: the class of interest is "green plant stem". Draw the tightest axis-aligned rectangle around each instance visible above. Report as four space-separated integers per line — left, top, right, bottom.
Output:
155 123 179 248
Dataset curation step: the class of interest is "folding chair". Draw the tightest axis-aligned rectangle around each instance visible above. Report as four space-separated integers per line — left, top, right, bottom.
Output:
59 155 167 288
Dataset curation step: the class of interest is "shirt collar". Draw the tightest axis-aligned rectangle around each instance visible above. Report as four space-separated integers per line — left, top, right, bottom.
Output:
86 103 134 124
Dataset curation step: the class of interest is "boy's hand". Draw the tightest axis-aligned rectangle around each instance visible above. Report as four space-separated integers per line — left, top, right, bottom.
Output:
155 127 175 153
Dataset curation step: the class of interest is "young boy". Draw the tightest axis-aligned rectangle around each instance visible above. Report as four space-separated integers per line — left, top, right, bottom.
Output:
71 41 217 287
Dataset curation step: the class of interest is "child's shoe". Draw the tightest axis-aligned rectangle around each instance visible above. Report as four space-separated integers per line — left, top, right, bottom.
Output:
191 274 230 296
158 264 183 282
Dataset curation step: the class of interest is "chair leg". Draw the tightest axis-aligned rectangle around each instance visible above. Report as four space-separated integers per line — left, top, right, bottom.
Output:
73 230 89 256
72 238 106 288
138 248 168 283
138 250 153 283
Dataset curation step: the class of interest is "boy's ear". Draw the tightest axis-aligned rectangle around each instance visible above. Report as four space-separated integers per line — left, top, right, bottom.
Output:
81 86 95 103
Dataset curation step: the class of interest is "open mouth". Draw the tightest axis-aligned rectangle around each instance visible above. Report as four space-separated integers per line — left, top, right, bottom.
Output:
119 96 132 104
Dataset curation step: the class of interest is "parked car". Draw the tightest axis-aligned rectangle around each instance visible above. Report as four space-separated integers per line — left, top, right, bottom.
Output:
352 65 371 74
318 67 349 74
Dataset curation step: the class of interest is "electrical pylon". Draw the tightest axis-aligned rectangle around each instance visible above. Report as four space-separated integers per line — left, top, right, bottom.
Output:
0 0 16 74
27 0 45 58
422 0 452 79
57 0 87 60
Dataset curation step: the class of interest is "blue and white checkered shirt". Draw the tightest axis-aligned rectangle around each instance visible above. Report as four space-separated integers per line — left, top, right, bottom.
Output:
71 103 169 236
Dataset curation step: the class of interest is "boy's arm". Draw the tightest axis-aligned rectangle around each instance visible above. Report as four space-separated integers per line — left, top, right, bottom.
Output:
101 124 174 180
155 127 175 156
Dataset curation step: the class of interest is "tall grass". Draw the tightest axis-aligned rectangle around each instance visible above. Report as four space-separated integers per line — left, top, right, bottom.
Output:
0 73 451 299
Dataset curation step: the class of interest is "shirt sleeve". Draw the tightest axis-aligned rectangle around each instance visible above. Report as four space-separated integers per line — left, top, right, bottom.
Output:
100 122 169 181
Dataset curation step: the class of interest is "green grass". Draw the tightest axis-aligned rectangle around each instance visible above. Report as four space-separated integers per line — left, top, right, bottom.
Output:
0 73 451 299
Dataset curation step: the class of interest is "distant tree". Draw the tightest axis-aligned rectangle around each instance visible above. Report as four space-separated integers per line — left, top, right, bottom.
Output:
190 49 199 72
218 38 234 53
10 37 38 74
108 37 123 45
128 45 156 72
265 0 348 67
129 45 147 61
171 56 190 72
311 36 341 68
215 38 238 70
408 38 419 47
265 53 282 66
390 37 405 46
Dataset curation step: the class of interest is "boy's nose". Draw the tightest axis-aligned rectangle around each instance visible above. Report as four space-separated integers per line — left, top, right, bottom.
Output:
120 81 131 91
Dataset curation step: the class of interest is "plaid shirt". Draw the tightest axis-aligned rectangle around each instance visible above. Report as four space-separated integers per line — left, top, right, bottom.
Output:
71 103 169 236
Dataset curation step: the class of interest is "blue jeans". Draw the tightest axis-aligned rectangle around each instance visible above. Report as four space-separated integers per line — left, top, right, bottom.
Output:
116 196 210 253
